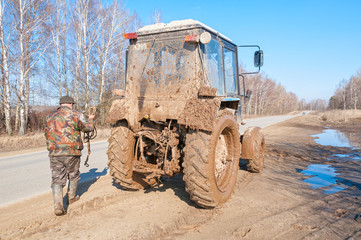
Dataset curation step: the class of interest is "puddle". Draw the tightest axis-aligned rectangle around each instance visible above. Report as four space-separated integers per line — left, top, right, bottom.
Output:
332 153 361 161
332 154 349 158
301 128 361 194
301 164 345 194
312 129 351 148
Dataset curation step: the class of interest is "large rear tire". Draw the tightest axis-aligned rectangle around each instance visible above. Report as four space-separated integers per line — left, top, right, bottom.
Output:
183 114 240 208
242 127 265 173
107 121 156 190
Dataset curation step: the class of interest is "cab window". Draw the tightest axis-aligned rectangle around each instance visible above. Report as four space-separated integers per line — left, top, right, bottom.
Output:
224 48 237 94
202 37 224 95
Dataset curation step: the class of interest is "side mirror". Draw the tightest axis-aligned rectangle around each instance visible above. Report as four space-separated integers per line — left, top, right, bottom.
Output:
254 50 263 67
246 89 252 99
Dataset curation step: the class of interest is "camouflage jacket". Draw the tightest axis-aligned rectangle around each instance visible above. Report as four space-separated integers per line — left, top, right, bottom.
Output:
45 106 94 156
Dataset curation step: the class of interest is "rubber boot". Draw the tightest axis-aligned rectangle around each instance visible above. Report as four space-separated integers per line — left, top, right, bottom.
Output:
51 185 65 216
68 180 80 204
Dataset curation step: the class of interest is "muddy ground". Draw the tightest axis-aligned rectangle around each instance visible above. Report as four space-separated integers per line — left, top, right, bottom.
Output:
1 113 361 240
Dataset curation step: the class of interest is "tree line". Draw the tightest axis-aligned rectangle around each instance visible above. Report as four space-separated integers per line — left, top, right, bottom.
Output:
328 69 361 110
241 72 327 116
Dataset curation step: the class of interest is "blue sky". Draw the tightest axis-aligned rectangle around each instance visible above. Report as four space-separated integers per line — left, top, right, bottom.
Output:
123 0 361 101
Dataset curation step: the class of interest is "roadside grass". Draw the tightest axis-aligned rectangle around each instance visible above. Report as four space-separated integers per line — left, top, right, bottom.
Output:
0 128 110 153
319 110 361 122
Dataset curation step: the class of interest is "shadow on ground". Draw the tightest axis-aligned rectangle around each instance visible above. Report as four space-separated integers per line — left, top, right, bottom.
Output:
63 167 108 210
110 174 200 208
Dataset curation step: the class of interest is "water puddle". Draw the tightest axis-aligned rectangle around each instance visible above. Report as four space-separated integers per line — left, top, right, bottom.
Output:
332 153 361 161
301 164 345 194
300 128 361 194
312 129 351 148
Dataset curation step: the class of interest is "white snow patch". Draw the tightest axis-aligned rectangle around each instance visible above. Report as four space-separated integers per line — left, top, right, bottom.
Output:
137 19 232 42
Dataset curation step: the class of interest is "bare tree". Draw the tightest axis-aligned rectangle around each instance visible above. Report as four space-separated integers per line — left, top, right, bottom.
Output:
94 0 131 123
0 0 12 134
339 79 347 110
48 0 68 97
151 8 162 24
298 98 307 110
96 1 125 104
131 11 142 31
72 0 102 109
258 77 276 115
73 12 81 107
329 68 361 110
350 75 360 110
11 0 51 135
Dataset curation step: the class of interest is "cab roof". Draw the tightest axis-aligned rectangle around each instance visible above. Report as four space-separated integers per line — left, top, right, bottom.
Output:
137 19 232 42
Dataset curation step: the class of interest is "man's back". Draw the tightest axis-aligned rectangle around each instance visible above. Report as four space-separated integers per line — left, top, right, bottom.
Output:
45 106 93 156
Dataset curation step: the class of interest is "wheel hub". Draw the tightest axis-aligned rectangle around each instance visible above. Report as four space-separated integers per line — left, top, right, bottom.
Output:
215 134 228 178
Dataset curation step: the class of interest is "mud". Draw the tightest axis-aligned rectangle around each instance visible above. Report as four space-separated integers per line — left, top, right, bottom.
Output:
241 126 265 173
105 98 131 124
178 99 221 131
1 113 361 239
198 86 217 97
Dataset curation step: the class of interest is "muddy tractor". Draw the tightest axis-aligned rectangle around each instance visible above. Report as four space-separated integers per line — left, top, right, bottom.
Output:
106 20 265 208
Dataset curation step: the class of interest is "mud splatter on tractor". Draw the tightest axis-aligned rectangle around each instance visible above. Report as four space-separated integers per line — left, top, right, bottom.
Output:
106 19 265 208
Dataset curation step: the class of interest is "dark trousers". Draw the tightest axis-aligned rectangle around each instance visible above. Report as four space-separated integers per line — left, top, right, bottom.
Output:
49 155 81 187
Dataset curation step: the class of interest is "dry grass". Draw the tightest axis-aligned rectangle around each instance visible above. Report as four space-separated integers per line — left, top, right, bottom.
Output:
0 127 111 153
0 131 45 152
318 110 361 122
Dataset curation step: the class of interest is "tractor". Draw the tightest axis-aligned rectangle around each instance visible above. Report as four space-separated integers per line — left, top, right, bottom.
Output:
106 19 265 208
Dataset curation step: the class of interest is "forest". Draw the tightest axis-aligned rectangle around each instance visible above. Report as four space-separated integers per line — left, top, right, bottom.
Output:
328 70 361 111
0 0 351 136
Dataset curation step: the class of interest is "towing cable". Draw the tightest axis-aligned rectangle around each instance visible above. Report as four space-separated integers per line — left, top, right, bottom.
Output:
84 106 97 167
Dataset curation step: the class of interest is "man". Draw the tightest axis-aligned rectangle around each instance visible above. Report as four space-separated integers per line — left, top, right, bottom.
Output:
45 96 95 216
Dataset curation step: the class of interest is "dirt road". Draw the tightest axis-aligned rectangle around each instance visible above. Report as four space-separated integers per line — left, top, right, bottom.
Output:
1 113 361 240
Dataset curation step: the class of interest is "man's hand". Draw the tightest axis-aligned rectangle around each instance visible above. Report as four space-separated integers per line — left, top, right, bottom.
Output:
88 107 96 121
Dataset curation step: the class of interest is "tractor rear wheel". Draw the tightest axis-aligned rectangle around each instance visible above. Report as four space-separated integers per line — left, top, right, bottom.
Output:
107 121 156 190
183 114 240 208
242 127 265 173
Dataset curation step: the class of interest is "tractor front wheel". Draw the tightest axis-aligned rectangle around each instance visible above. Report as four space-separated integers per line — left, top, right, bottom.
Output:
242 127 265 173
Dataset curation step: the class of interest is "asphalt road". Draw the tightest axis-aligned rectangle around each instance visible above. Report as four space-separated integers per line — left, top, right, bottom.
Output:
0 113 304 207
239 113 305 134
0 141 109 206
